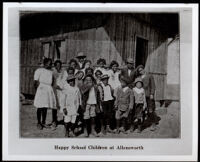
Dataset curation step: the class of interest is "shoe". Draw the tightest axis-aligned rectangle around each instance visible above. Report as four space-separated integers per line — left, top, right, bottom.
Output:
97 132 104 137
37 123 43 130
42 123 51 129
69 131 76 137
114 129 120 134
106 125 113 133
150 124 156 131
91 131 99 137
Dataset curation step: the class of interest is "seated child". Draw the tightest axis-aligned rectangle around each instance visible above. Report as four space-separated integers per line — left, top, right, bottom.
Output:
114 75 134 134
98 74 115 135
61 75 81 137
132 78 147 133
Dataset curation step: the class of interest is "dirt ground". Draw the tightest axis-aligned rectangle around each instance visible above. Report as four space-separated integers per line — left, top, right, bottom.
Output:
20 101 180 138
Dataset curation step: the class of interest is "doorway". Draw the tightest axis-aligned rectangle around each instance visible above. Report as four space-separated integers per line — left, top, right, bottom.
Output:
135 37 148 68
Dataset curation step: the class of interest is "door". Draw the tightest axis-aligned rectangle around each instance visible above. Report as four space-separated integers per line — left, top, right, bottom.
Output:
135 37 148 68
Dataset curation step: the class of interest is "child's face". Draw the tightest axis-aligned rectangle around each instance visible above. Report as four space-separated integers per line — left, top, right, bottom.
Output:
136 82 142 89
99 62 105 68
138 68 145 75
112 64 118 72
46 60 52 69
55 63 61 71
120 80 127 88
127 63 133 69
86 70 93 76
68 70 74 75
85 62 91 68
68 80 75 87
70 62 76 69
95 72 102 79
78 72 84 80
84 77 93 86
102 79 108 85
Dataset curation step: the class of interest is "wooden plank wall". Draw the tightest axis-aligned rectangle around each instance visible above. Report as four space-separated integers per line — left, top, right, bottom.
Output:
20 13 169 100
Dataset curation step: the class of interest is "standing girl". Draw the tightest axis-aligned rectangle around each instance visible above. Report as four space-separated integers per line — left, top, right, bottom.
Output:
34 58 57 130
52 60 68 129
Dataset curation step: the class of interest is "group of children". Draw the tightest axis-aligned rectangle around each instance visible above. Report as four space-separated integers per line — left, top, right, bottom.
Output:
33 52 157 137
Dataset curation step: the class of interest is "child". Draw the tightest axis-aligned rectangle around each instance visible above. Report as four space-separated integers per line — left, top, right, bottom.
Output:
67 66 75 76
34 58 57 130
75 70 84 89
80 74 101 137
132 78 147 133
85 67 94 76
94 70 103 85
98 74 115 135
114 75 134 134
81 60 92 75
94 58 106 75
61 75 81 137
68 59 79 75
108 60 121 91
52 60 68 129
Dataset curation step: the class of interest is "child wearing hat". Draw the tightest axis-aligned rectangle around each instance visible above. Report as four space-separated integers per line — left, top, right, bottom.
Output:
98 74 115 135
76 52 86 69
80 74 101 137
132 78 147 133
114 74 134 134
61 75 82 137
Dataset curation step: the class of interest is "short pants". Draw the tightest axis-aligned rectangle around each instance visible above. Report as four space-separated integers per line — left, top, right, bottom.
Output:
83 104 96 119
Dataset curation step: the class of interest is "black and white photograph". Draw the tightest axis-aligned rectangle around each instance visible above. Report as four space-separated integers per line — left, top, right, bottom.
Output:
3 3 198 161
20 12 180 138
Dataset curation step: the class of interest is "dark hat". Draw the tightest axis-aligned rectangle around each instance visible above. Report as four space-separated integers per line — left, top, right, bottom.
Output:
134 77 143 84
100 74 110 80
76 52 86 58
67 75 76 82
126 58 134 64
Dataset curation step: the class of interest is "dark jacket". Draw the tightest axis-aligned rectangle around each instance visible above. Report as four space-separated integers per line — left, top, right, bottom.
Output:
141 74 155 97
120 67 136 88
80 84 101 113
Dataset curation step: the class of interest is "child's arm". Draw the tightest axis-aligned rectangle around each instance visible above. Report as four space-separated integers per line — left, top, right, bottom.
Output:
114 88 119 110
150 75 155 99
129 89 134 110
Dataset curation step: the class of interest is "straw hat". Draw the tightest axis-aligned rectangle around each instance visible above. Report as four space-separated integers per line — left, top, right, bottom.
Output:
126 58 134 64
67 75 76 82
100 74 110 80
76 52 86 58
134 77 143 84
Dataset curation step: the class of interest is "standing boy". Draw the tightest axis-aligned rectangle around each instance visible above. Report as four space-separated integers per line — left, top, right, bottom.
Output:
114 75 134 134
61 75 81 137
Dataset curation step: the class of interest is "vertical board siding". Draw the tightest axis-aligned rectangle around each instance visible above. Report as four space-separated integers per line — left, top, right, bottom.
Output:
21 13 168 100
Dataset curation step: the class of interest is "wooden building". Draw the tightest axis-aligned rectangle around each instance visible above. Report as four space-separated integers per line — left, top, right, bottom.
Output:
20 12 179 101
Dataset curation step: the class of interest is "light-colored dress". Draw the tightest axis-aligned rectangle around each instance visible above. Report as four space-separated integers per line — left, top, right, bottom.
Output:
107 70 121 90
34 68 56 109
52 68 68 108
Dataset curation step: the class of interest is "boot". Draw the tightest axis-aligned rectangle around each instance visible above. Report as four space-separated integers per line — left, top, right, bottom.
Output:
64 123 69 137
114 120 120 134
106 125 113 133
69 123 76 137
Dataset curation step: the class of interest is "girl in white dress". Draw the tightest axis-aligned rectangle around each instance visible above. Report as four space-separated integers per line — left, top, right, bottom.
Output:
34 58 57 130
52 60 68 129
108 60 121 94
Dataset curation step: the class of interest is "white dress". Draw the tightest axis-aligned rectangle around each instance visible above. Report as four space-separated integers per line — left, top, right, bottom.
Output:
53 68 68 108
34 68 57 109
107 70 121 90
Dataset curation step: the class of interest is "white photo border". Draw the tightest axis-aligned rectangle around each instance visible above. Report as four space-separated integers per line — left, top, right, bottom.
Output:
3 3 199 161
